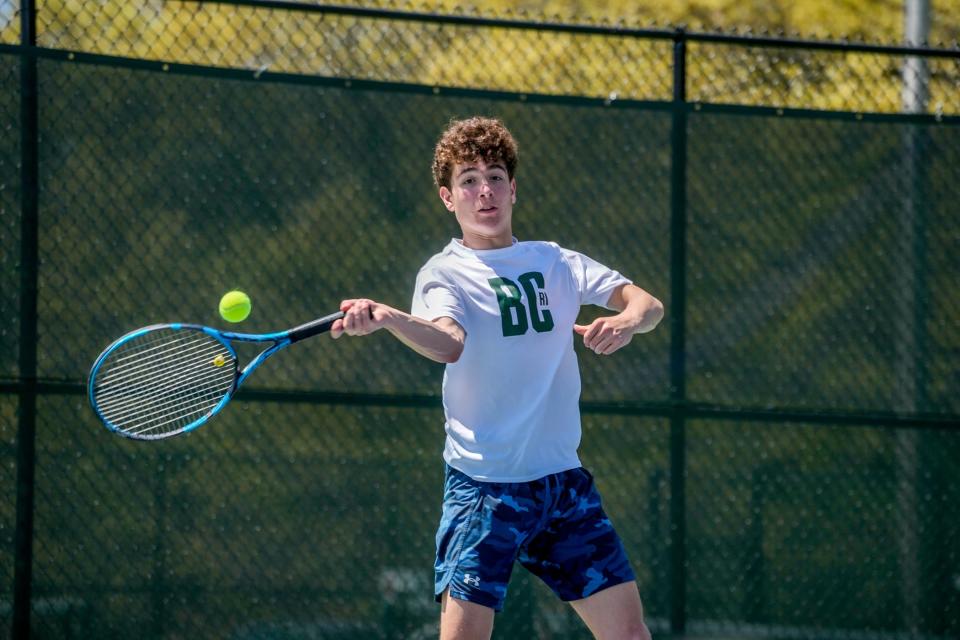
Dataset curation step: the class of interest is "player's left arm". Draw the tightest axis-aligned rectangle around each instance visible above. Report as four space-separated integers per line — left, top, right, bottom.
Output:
573 283 664 355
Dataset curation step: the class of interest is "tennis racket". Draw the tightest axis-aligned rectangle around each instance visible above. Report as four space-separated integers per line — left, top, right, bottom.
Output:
88 311 344 440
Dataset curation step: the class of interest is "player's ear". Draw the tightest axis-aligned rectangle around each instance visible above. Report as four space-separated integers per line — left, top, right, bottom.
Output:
510 178 517 204
439 186 455 211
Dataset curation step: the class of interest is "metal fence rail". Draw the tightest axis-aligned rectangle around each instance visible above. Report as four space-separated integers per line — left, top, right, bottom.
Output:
4 1 959 638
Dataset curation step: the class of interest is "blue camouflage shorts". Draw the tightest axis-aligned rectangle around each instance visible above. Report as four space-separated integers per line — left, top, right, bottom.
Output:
434 465 636 612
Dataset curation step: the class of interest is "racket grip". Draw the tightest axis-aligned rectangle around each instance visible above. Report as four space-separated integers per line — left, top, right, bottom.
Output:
288 311 345 343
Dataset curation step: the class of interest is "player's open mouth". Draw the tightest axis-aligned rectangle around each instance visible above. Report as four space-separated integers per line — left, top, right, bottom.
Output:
478 206 498 213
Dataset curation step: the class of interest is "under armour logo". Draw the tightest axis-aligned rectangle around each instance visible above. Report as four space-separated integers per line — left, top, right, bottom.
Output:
463 574 480 587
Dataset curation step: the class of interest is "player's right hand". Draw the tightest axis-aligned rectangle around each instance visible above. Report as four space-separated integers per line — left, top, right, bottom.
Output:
331 298 387 338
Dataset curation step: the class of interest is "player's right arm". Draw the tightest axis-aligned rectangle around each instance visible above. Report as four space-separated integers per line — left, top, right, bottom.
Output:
331 298 465 364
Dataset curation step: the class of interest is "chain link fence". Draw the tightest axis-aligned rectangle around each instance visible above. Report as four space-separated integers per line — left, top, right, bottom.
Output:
3 1 960 639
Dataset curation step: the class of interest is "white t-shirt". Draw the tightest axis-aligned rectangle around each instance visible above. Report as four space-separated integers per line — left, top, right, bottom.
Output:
410 238 631 482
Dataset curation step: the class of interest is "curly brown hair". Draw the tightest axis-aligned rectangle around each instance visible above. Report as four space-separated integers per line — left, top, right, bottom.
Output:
432 116 519 189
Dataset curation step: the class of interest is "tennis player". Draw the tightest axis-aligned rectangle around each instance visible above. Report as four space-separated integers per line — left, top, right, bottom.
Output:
332 116 663 640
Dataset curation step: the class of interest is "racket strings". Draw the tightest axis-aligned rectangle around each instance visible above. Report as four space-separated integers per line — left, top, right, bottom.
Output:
95 335 234 435
93 328 236 437
96 341 233 433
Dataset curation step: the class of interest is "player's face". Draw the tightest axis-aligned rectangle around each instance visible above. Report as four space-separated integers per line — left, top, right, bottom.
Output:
439 160 517 250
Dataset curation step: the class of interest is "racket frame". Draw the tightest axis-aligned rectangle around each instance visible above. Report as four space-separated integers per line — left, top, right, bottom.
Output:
88 311 343 439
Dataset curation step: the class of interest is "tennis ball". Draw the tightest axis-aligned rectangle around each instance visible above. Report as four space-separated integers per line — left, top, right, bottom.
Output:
219 290 251 323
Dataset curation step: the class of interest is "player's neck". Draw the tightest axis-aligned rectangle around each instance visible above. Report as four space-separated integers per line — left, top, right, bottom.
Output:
460 231 514 251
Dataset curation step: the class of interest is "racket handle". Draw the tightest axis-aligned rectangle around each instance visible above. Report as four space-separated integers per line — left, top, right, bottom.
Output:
288 311 345 343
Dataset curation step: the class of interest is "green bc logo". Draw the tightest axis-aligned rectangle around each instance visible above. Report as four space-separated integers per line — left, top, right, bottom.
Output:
488 272 554 337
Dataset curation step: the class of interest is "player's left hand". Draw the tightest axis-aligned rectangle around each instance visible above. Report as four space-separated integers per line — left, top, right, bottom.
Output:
573 315 635 355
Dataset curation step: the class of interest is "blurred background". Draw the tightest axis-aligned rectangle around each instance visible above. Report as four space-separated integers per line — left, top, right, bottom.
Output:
2 0 959 638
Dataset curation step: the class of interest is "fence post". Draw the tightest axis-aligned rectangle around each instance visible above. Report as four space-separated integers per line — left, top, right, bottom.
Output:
668 26 689 638
897 5 931 632
12 0 40 638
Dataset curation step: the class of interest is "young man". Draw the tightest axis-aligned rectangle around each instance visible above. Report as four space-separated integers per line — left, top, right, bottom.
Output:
331 116 663 640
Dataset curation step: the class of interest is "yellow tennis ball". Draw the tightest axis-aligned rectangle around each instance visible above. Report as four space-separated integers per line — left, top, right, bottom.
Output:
219 290 251 323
